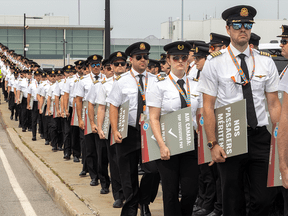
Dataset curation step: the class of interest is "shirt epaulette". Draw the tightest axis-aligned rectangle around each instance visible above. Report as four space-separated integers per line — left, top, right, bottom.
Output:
101 80 106 84
58 80 61 83
115 75 121 80
74 79 78 83
80 77 84 80
44 84 47 86
210 51 223 58
69 76 73 78
157 75 165 81
259 51 271 57
93 80 99 84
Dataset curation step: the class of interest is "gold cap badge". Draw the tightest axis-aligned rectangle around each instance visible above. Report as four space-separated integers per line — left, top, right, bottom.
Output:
79 61 82 64
195 47 199 53
140 43 146 50
93 55 97 60
178 45 184 50
240 8 248 17
52 71 55 74
282 26 285 33
210 34 213 41
68 65 71 69
117 52 122 57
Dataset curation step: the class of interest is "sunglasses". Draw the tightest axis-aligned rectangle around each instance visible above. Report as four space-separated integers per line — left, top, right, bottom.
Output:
230 23 253 30
113 62 126 67
281 39 288 45
135 55 149 61
50 75 56 78
160 61 166 65
106 66 112 71
91 63 101 68
172 55 188 62
148 66 155 70
209 44 223 51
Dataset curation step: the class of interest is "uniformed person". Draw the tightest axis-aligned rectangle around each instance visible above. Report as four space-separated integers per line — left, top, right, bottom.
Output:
75 54 103 185
95 51 127 207
185 40 205 78
27 69 42 141
197 5 280 215
147 41 202 216
275 24 288 216
208 33 230 53
249 32 261 50
159 53 170 75
107 41 154 216
37 72 48 140
147 59 161 75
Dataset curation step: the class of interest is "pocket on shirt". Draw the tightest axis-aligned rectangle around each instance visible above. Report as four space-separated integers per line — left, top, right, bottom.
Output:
219 77 238 98
251 77 266 92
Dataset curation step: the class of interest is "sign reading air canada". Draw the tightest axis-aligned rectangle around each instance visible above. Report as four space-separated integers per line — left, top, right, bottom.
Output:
267 123 282 187
141 107 194 163
110 100 129 145
198 99 248 164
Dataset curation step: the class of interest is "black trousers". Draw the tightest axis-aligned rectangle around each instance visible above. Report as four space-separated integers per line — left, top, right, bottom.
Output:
156 150 199 216
218 126 277 216
17 104 21 125
2 80 7 99
63 107 72 156
71 125 81 158
116 126 141 216
85 133 98 180
139 161 160 205
27 110 32 130
106 132 124 201
95 134 110 189
8 92 16 117
42 106 50 141
79 129 88 172
21 97 29 130
55 117 63 148
31 101 38 137
47 115 58 148
282 188 288 216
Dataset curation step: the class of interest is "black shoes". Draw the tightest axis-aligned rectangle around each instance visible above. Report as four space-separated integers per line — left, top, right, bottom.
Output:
73 156 80 162
15 117 18 121
100 188 109 194
32 137 36 141
28 128 32 132
10 116 13 120
22 128 26 132
63 154 70 160
45 140 49 145
58 147 63 151
113 199 124 208
194 208 213 216
79 170 87 176
140 204 151 216
90 178 99 186
52 146 57 151
40 134 44 139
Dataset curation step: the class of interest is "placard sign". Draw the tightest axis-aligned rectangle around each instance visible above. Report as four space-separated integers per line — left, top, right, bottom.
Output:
29 96 34 110
198 99 248 164
267 123 282 187
141 107 194 163
102 105 110 139
110 100 129 145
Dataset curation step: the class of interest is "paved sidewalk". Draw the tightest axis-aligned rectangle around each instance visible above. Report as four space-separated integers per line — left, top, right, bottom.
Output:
0 93 163 216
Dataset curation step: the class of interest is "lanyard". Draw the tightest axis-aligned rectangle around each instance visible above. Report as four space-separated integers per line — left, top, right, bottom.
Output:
280 65 288 80
228 45 255 86
168 73 191 107
130 70 148 111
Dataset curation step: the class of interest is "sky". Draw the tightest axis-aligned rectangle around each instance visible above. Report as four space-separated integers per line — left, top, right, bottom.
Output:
0 0 287 38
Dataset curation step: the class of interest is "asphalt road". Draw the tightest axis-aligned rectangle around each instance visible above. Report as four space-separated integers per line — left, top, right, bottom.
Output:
0 122 63 216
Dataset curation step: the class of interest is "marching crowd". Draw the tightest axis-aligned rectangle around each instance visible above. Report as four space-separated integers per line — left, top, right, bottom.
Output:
1 4 288 216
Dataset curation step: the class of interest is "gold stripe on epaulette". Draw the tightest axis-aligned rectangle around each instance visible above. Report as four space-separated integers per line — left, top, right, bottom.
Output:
260 51 271 57
157 76 165 81
101 80 106 84
80 77 84 80
211 51 222 58
74 79 78 83
93 80 99 84
115 75 121 80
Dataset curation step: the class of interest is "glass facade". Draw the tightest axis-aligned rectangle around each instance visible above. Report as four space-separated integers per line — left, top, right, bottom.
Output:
0 28 104 59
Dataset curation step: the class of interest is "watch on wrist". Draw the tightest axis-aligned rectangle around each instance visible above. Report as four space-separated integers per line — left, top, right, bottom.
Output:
207 141 218 150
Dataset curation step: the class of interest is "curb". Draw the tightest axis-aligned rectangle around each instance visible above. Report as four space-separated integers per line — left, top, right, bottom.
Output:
6 127 98 216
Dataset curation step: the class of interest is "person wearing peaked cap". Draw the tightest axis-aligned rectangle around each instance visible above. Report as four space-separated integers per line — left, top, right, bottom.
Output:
107 41 158 215
147 59 161 75
27 68 42 141
197 5 280 216
159 53 170 76
185 40 206 78
208 33 230 53
7 66 17 120
75 60 85 76
249 33 261 50
87 54 105 80
93 51 127 207
146 41 202 216
276 24 288 216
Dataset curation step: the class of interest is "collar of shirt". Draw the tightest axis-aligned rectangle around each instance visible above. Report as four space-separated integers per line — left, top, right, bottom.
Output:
170 71 187 83
131 67 147 80
190 61 195 66
230 43 250 59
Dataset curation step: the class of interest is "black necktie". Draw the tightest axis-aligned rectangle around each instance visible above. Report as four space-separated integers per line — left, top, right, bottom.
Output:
136 74 144 130
238 54 258 129
95 75 99 80
187 65 191 75
177 79 187 109
196 70 201 80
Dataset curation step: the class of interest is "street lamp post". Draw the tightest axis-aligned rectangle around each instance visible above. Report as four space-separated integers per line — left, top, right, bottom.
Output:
104 0 110 59
23 13 43 57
